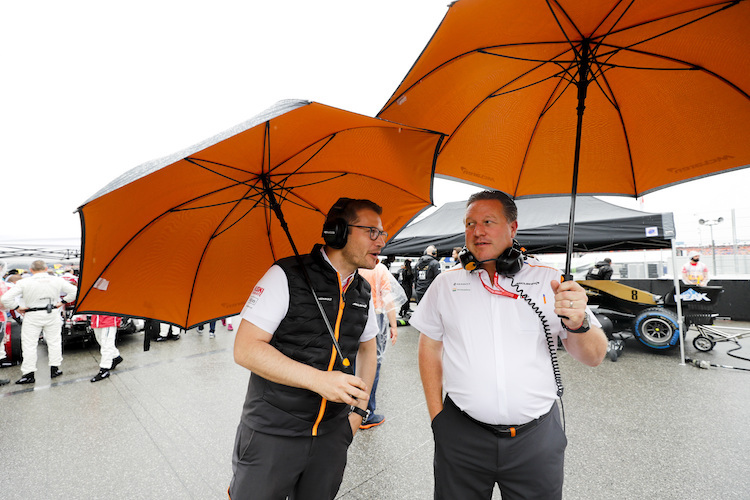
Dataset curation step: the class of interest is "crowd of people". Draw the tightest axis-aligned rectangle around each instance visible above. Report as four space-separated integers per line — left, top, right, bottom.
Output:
0 261 234 385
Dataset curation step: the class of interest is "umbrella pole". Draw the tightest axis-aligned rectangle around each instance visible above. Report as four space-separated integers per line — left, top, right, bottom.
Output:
564 40 591 281
263 185 351 369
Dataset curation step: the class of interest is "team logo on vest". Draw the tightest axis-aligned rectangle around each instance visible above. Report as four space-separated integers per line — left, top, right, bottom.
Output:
680 288 711 302
317 296 333 301
351 302 368 308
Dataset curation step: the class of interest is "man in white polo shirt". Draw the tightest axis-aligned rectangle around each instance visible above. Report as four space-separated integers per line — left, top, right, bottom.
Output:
228 198 382 500
413 190 607 500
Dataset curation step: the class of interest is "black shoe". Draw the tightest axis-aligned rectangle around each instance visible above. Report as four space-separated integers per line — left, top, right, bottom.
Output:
110 356 123 370
51 366 63 378
90 368 110 383
155 335 167 342
167 333 180 341
0 378 9 386
16 373 35 384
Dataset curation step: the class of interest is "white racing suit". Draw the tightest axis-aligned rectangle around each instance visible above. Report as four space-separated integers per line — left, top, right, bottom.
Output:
0 273 77 375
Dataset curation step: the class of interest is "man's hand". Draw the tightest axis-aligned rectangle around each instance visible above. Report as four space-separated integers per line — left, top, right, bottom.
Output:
389 325 398 345
310 370 370 406
551 278 589 330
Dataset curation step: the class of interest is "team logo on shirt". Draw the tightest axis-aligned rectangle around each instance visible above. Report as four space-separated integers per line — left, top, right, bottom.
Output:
451 281 472 292
248 286 264 308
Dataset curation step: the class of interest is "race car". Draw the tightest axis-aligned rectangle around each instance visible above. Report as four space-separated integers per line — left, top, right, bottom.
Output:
579 279 723 351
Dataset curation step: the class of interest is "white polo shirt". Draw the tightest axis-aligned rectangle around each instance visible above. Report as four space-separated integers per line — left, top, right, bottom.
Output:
241 250 378 343
411 259 599 425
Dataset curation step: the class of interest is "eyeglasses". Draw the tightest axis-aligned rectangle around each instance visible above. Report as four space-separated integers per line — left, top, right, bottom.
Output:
348 225 388 241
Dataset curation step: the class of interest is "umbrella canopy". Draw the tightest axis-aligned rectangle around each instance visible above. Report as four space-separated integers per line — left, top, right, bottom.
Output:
76 100 444 328
380 0 750 276
380 0 750 199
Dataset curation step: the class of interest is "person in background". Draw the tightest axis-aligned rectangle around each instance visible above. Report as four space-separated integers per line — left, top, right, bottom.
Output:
228 197 380 500
413 190 607 499
415 244 441 303
221 317 234 331
451 246 463 268
358 261 406 429
0 259 77 385
586 257 613 280
198 320 218 338
90 314 124 382
682 251 709 285
398 259 415 317
0 260 11 385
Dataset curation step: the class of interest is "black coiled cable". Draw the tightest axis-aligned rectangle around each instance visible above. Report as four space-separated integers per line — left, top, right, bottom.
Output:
509 276 565 432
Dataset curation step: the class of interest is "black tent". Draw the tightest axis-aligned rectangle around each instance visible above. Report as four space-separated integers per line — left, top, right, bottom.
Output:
384 197 675 256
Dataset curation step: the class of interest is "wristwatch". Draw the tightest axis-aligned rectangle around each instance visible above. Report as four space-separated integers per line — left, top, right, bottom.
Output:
349 405 370 424
562 312 591 333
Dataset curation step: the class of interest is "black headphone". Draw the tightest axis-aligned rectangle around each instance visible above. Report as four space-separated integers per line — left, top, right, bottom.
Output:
458 239 525 276
321 197 352 249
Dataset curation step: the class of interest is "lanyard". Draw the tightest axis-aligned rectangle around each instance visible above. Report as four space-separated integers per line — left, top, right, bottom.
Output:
479 272 519 299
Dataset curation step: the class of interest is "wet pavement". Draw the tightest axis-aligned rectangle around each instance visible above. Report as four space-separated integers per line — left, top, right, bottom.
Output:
1 317 749 499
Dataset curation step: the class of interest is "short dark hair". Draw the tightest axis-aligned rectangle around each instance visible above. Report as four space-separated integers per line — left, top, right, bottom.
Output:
467 190 517 222
325 198 383 227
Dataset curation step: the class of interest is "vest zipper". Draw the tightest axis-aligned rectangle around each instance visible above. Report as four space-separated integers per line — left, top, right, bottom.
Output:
311 273 351 436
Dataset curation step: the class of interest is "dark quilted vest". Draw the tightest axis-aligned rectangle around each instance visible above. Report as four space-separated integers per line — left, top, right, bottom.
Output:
241 245 371 437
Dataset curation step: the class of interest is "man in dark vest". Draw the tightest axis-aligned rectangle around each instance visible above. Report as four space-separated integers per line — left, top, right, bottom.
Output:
228 198 382 500
415 244 441 303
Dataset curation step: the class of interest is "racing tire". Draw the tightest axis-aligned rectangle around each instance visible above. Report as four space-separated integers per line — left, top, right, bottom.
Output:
692 335 715 352
632 307 681 350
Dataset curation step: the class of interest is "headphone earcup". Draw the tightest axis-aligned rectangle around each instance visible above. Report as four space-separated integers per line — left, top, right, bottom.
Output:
458 247 479 272
496 240 524 276
322 217 348 249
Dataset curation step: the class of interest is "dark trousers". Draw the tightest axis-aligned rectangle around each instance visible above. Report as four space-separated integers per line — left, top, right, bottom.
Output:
229 420 354 500
432 397 566 500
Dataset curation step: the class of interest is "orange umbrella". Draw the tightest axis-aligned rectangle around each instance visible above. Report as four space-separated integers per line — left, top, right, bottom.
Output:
379 0 750 276
76 100 444 330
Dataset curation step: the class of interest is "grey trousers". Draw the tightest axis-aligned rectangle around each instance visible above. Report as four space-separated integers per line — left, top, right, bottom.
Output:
229 420 354 500
432 397 566 500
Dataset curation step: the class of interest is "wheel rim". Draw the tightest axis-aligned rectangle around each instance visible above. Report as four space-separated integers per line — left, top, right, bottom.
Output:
694 336 713 352
640 317 674 345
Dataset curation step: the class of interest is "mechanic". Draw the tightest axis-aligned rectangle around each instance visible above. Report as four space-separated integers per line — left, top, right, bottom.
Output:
228 198 380 500
682 251 709 285
1 259 77 385
415 244 441 303
89 314 124 382
412 190 608 500
586 257 613 280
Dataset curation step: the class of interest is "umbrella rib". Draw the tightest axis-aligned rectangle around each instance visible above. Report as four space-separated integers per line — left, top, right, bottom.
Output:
439 54 576 152
596 42 750 99
514 67 580 197
593 0 738 49
588 63 638 194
